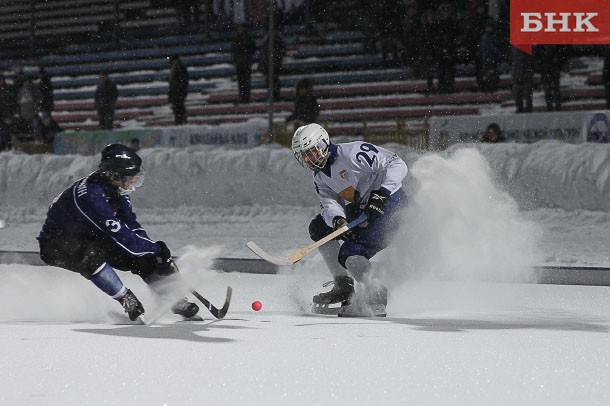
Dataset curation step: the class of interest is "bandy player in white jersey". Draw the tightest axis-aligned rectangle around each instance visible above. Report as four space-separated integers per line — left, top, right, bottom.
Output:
291 123 408 317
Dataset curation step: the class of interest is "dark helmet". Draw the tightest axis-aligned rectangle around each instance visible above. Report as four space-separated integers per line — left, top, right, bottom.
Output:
99 143 141 176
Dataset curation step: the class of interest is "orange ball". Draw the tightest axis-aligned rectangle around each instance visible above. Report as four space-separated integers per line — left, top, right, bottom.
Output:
251 301 262 311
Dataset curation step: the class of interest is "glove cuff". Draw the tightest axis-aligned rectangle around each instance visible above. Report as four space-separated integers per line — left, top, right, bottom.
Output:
332 216 347 229
373 188 391 199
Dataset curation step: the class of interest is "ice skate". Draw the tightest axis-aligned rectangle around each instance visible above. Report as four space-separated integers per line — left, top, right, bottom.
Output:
312 276 354 314
338 284 387 318
118 289 145 321
171 297 200 319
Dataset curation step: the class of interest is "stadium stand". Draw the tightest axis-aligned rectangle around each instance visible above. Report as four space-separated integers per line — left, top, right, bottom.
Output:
0 1 607 142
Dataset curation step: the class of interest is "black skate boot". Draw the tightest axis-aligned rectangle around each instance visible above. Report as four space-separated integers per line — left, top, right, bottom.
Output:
312 276 354 314
118 289 145 321
171 297 200 319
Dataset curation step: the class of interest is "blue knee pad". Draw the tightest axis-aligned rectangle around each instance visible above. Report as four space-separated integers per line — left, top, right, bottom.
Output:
338 242 378 269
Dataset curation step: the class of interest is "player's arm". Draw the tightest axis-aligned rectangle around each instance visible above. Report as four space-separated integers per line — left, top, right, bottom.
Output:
361 143 408 195
354 143 408 220
115 196 154 241
74 184 159 256
315 180 346 227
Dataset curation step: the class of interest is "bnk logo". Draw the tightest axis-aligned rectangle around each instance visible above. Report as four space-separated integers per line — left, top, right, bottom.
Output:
521 13 599 32
510 0 610 54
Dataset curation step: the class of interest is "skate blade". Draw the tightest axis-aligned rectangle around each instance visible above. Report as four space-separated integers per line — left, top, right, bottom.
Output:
337 312 386 318
178 315 204 322
337 304 387 318
108 311 147 325
311 303 342 315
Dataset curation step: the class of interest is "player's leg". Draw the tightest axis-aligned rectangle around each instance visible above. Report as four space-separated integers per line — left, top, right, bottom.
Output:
308 215 355 309
113 255 199 319
338 190 407 316
39 236 144 320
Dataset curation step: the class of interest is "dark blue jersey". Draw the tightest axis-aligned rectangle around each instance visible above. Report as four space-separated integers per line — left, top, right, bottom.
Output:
37 172 159 257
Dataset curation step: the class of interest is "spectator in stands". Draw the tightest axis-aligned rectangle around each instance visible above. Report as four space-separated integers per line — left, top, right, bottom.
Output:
18 77 41 124
602 47 610 109
38 66 54 117
359 0 379 54
130 137 141 151
168 56 189 125
536 45 566 111
94 73 119 131
286 77 320 131
0 75 16 119
379 0 406 68
0 114 12 151
260 28 285 101
437 130 449 151
433 2 458 93
233 24 256 104
415 9 437 94
511 46 534 113
0 113 32 150
176 0 199 26
464 1 489 90
480 123 506 143
32 112 62 145
477 18 500 92
400 1 421 71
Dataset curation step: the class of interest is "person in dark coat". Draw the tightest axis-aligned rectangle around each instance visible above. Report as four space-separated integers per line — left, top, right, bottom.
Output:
32 113 62 145
260 29 285 101
414 9 437 93
480 123 506 143
536 45 566 111
0 113 31 150
233 24 256 104
478 18 500 92
38 66 54 117
602 46 610 109
94 73 119 130
511 46 534 113
18 78 41 123
286 77 320 131
0 74 17 118
168 56 189 125
433 2 459 93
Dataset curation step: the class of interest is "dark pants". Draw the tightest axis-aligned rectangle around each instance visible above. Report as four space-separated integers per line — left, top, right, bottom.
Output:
541 69 561 111
265 67 281 100
309 189 407 268
236 65 252 103
171 100 187 125
602 55 610 109
97 107 115 130
437 58 456 93
512 51 534 113
39 234 172 284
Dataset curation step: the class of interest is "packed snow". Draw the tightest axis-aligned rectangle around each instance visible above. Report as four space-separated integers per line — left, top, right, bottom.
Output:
1 140 610 405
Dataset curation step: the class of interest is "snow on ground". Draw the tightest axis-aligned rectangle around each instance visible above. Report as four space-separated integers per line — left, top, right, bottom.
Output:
1 141 610 405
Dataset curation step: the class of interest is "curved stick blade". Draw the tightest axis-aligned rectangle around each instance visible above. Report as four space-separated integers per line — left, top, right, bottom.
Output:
246 241 295 266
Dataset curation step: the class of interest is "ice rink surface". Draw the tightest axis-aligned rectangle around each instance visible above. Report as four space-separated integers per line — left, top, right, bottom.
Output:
1 141 609 405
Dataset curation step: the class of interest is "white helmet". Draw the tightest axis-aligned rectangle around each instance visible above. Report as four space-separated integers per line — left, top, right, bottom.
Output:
291 123 330 171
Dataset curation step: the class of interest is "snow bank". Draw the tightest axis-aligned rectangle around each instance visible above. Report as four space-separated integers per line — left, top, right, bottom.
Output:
1 140 609 212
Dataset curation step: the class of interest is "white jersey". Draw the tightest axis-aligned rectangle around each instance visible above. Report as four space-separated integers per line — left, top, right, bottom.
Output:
313 141 408 226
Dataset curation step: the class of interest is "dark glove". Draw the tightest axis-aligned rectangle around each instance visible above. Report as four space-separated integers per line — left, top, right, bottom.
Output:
332 216 352 241
156 241 172 262
149 240 173 274
365 189 390 220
